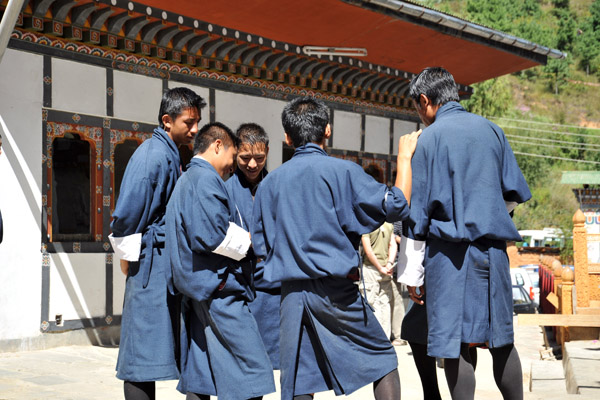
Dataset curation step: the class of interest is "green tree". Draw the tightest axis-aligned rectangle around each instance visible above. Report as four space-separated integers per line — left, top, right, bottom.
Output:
544 58 571 94
461 76 512 117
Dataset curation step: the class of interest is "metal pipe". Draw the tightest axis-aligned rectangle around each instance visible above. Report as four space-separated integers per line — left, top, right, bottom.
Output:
0 0 26 64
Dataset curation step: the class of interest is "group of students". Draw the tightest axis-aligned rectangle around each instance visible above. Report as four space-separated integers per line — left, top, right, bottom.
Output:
109 66 531 400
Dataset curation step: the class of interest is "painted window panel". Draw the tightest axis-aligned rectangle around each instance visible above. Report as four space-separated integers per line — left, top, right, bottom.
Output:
364 115 390 154
332 111 361 152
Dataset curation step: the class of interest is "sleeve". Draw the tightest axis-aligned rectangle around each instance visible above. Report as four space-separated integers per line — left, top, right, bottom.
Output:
110 175 155 262
499 127 532 204
396 232 426 287
404 138 430 241
348 166 409 234
108 233 142 261
188 178 250 260
212 222 251 261
251 184 268 260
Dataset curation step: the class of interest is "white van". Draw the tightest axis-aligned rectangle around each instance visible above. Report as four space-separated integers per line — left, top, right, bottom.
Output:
510 267 539 307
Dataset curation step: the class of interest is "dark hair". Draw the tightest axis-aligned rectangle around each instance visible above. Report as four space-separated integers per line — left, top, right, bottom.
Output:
364 164 384 184
158 87 207 128
236 123 269 147
408 67 459 106
193 122 239 154
281 97 329 147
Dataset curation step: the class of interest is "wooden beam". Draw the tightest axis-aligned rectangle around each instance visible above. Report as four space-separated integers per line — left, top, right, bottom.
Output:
518 314 600 327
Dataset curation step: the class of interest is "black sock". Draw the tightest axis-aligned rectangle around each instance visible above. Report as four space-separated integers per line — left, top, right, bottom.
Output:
489 344 523 400
293 395 314 400
444 344 476 400
469 346 478 371
409 342 442 400
124 381 155 400
373 369 401 400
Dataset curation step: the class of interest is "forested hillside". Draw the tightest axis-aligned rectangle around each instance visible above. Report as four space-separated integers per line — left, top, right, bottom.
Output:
414 0 600 260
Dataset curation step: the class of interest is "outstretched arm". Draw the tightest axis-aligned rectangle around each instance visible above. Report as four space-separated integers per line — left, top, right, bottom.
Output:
394 129 421 206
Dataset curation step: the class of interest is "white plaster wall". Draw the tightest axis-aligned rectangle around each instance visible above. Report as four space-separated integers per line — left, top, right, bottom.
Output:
393 119 419 155
214 91 286 170
0 49 44 341
48 254 106 321
113 71 162 124
52 58 106 116
365 115 390 154
113 261 126 315
332 110 361 151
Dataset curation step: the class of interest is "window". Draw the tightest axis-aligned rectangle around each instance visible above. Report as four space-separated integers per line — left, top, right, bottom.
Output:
43 109 155 252
51 134 93 241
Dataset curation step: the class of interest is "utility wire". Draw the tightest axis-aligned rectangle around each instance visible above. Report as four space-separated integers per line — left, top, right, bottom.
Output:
505 133 600 149
501 124 600 139
513 151 600 165
509 139 600 153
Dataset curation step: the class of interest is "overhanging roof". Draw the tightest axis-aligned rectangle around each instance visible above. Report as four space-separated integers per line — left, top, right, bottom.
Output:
141 0 564 86
2 0 564 112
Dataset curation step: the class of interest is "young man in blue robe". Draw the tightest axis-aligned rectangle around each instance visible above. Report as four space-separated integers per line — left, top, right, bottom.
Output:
252 97 421 400
166 122 275 400
109 87 205 400
224 123 281 370
397 67 531 400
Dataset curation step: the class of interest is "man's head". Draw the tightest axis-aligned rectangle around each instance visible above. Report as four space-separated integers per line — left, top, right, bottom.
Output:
235 123 269 184
158 87 207 147
193 122 239 179
281 97 331 148
408 67 459 126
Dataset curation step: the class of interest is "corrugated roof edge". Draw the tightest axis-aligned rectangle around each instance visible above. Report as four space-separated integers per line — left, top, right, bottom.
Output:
355 0 567 60
561 171 600 185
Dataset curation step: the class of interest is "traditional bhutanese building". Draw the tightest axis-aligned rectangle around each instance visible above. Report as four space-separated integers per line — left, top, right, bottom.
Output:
0 0 563 350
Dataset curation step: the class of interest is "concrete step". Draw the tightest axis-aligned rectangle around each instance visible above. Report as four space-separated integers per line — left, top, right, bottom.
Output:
563 340 600 395
530 359 568 394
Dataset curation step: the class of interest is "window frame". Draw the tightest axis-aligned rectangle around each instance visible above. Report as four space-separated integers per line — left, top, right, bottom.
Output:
42 109 155 253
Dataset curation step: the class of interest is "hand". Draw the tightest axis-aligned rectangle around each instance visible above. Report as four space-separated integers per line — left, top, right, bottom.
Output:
398 129 422 160
120 259 129 276
375 262 394 276
408 284 425 305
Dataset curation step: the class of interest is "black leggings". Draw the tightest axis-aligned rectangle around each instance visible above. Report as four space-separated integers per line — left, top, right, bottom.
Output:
444 343 523 400
409 342 442 400
124 381 154 400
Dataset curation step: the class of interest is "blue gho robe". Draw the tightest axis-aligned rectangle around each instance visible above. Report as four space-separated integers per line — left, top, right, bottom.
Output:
402 101 531 359
109 127 180 382
252 143 410 399
166 157 275 399
224 168 281 369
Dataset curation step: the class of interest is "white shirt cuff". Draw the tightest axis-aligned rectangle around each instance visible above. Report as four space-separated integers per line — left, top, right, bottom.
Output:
109 233 142 261
212 222 251 261
396 235 425 287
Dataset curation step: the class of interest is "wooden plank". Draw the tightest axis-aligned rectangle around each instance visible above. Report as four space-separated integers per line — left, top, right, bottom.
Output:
546 292 559 309
577 308 600 316
518 314 600 327
589 263 600 274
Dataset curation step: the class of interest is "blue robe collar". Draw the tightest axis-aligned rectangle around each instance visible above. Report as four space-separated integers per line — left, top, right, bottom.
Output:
293 143 327 158
189 156 219 176
153 126 180 156
435 101 466 121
